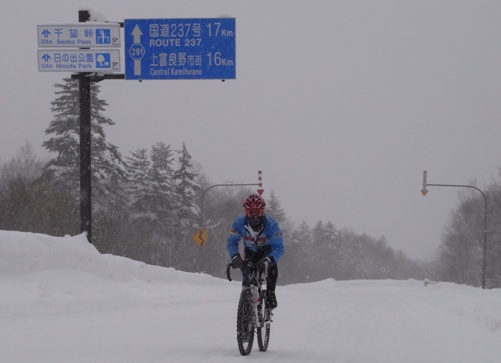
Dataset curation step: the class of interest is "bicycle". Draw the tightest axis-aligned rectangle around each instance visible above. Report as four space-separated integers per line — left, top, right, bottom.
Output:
226 260 273 356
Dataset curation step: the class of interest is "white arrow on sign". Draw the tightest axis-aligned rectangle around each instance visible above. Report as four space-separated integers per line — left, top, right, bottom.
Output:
132 25 143 76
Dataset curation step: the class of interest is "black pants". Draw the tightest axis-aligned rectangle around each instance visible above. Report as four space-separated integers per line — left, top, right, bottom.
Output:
241 247 278 292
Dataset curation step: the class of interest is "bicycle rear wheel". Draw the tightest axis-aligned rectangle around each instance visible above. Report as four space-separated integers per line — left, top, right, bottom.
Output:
257 307 271 351
236 289 254 355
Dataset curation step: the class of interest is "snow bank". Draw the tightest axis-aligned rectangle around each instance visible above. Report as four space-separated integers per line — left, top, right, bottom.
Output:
0 230 217 286
1 230 501 363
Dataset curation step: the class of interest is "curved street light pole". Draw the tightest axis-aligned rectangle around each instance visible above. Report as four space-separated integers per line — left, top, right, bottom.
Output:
422 171 488 289
200 183 260 228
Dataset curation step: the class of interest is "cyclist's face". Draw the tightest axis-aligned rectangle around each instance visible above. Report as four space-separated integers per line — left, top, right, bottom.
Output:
246 209 264 230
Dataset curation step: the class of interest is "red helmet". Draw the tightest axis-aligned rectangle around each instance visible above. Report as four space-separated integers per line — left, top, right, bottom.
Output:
243 193 266 217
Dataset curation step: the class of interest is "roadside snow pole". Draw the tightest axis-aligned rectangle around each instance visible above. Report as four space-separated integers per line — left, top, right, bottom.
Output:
421 170 488 289
257 170 264 196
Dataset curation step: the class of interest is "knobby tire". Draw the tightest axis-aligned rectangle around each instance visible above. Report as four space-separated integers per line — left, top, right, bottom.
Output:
236 289 254 356
257 307 271 351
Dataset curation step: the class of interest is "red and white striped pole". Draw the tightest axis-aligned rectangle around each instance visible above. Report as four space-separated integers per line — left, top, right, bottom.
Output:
257 170 264 196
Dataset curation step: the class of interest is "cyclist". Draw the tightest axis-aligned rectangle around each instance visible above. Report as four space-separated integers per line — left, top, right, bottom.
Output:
227 193 284 310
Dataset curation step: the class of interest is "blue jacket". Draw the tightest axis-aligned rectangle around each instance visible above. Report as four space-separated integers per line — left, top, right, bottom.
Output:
227 214 284 263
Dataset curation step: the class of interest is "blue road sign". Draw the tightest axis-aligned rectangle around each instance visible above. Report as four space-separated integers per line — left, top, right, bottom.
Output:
124 18 235 80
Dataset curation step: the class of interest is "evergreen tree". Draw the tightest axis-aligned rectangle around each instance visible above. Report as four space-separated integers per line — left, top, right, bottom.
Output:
173 142 200 229
267 190 286 225
42 77 126 208
147 142 177 265
281 221 312 283
149 142 176 229
166 143 201 272
126 148 153 220
120 148 156 263
291 221 312 245
322 221 341 276
309 220 340 279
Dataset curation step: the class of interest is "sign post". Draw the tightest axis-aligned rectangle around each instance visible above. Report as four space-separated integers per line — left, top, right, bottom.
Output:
38 12 237 244
78 10 93 244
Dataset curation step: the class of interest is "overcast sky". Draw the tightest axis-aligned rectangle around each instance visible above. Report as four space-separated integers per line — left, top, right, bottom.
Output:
2 1 501 260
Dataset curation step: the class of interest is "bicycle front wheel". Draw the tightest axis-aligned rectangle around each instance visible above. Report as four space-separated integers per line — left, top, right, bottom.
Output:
236 289 254 356
257 307 271 351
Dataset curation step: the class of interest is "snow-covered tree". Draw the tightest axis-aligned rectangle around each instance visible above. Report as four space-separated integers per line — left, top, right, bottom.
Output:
42 77 126 207
149 142 176 229
126 148 152 220
267 190 286 225
173 142 200 229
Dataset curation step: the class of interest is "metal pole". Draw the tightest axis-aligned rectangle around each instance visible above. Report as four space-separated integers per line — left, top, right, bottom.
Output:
200 183 259 227
425 177 488 289
79 10 92 243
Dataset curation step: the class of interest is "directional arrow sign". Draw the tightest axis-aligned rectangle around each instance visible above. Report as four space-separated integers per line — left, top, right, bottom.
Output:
124 18 236 80
129 25 146 76
192 228 208 247
38 23 120 47
38 49 121 72
421 170 428 196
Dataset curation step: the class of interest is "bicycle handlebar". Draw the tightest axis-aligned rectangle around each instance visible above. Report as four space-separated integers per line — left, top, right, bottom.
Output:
226 260 268 282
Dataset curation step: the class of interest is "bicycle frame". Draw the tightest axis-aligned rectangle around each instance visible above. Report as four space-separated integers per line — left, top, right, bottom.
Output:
227 261 268 319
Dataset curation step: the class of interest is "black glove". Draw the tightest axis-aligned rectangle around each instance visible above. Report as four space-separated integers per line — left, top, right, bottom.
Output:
230 254 243 269
257 256 274 273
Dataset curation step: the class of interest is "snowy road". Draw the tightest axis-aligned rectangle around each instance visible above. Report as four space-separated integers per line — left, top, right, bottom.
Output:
1 231 500 362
